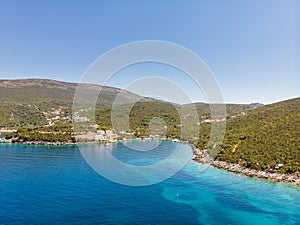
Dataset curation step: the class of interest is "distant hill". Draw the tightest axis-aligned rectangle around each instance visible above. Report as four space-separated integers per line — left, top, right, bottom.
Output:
0 78 260 128
0 79 155 105
183 102 264 119
0 79 157 127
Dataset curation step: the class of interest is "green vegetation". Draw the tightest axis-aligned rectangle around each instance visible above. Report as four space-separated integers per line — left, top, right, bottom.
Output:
94 97 300 174
1 79 298 174
214 98 300 174
0 79 157 128
6 124 75 143
0 103 42 128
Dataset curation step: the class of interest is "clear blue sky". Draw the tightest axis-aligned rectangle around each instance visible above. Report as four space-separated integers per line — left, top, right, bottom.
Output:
0 0 299 104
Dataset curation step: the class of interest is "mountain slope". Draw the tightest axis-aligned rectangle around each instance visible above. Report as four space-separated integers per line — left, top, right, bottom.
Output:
0 79 154 105
0 79 156 127
213 97 300 173
0 78 260 128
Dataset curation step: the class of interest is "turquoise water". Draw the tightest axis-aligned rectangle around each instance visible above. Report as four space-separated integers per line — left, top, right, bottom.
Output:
0 141 299 224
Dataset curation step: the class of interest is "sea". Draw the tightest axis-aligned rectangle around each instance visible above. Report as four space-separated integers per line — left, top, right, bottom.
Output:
0 141 299 224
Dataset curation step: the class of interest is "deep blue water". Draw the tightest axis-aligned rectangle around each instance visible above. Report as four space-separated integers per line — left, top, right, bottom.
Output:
0 141 299 224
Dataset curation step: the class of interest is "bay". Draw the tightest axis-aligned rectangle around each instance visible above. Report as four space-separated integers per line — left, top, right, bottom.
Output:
0 141 299 224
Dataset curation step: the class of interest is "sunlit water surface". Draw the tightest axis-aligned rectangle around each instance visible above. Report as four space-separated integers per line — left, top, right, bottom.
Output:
0 141 299 224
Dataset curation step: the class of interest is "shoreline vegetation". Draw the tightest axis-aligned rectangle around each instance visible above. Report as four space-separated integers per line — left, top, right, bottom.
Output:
0 80 299 187
1 137 299 187
192 147 300 187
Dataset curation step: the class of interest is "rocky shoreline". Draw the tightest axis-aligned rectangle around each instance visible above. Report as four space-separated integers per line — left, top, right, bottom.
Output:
192 148 300 187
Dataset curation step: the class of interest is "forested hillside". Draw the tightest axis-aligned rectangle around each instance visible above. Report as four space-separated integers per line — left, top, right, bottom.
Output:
197 97 300 174
0 79 156 128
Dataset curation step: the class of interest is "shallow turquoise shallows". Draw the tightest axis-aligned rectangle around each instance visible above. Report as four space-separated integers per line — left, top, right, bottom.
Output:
0 141 299 224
